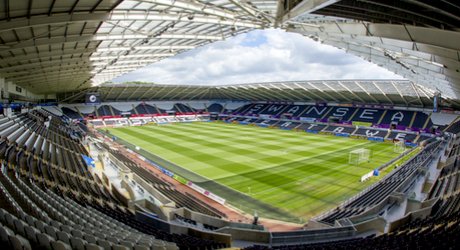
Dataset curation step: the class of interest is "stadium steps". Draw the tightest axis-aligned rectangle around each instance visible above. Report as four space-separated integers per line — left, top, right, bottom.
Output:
347 108 360 122
258 105 271 114
408 112 417 128
422 113 433 129
351 127 359 135
108 106 115 116
320 106 334 120
221 103 227 113
74 106 85 119
414 135 422 143
132 104 139 115
239 103 256 114
186 103 195 112
444 117 460 132
275 106 290 116
384 130 392 140
94 107 99 118
378 110 388 124
153 104 162 114
174 104 183 113
203 103 208 113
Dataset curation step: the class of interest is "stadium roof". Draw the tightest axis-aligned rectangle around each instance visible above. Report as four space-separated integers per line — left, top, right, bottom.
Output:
57 80 442 108
0 1 459 104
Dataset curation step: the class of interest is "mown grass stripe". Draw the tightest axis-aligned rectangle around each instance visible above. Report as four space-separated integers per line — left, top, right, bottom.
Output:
107 122 400 221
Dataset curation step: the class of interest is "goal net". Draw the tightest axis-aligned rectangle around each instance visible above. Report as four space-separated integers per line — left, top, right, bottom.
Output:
394 140 406 153
349 148 371 166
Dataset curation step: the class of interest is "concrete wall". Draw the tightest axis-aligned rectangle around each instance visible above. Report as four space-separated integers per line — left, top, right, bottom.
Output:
0 78 51 101
216 227 270 243
174 207 264 231
353 217 386 233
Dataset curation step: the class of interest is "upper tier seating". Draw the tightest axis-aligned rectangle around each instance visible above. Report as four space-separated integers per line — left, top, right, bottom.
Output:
173 103 194 113
352 108 385 124
61 107 83 120
97 105 113 117
207 103 224 113
380 110 414 127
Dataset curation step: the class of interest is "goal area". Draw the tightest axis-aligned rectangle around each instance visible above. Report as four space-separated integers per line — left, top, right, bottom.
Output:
349 148 371 166
394 140 406 153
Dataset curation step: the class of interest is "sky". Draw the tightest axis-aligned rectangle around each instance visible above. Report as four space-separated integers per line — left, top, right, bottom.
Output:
113 28 403 85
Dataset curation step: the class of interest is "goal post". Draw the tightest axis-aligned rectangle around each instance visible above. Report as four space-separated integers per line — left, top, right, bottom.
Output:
349 148 371 166
394 140 406 153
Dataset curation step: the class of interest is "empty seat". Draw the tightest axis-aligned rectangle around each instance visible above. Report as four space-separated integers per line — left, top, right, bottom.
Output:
13 219 27 236
44 225 57 239
37 233 54 249
9 234 32 250
0 225 15 244
70 229 84 238
70 237 86 250
106 236 119 244
85 243 104 250
134 245 150 250
34 220 46 232
112 244 131 250
51 240 72 250
56 231 71 245
84 234 97 244
121 240 135 248
23 225 39 244
97 239 112 249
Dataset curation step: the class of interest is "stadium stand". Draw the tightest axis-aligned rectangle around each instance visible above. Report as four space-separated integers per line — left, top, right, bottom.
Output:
445 119 460 134
0 102 459 249
352 108 385 124
318 138 443 225
61 107 83 120
133 104 149 115
106 147 226 219
207 104 224 113
379 110 414 128
299 106 331 120
353 128 387 138
0 109 229 250
97 105 113 117
322 125 356 134
277 121 302 130
296 123 327 133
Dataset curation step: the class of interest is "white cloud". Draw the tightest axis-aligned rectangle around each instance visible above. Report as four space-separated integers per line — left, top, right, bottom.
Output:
113 29 403 85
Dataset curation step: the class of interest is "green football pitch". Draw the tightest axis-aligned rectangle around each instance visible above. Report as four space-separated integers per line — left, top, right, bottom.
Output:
105 122 402 222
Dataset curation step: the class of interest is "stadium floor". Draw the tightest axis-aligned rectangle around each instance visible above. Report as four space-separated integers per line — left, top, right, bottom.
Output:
106 122 401 222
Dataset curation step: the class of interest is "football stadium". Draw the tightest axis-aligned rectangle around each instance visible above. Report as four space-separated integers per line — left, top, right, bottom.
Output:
0 1 460 250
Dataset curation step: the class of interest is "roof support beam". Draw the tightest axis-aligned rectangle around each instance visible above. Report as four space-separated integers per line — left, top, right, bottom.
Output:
0 11 262 33
281 0 340 22
0 33 222 53
139 0 236 20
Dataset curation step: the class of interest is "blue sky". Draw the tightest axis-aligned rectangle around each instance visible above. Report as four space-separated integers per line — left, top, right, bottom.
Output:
113 29 402 84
